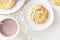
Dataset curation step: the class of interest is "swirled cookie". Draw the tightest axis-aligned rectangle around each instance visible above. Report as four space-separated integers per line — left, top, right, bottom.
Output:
52 0 60 6
30 5 48 24
0 0 16 9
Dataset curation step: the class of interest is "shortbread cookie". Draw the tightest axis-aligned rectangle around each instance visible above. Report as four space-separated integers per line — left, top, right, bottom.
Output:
52 0 60 6
0 0 16 9
30 5 48 24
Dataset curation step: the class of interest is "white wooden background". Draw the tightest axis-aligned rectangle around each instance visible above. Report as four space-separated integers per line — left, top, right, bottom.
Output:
0 0 60 40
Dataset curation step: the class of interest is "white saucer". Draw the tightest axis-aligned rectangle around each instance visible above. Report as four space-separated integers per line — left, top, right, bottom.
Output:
23 0 54 31
0 0 25 14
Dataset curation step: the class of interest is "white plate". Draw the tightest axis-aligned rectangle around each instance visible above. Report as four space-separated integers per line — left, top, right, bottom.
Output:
23 0 54 31
0 0 25 14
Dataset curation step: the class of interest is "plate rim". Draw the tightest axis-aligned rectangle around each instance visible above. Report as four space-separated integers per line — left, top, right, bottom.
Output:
0 0 25 14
